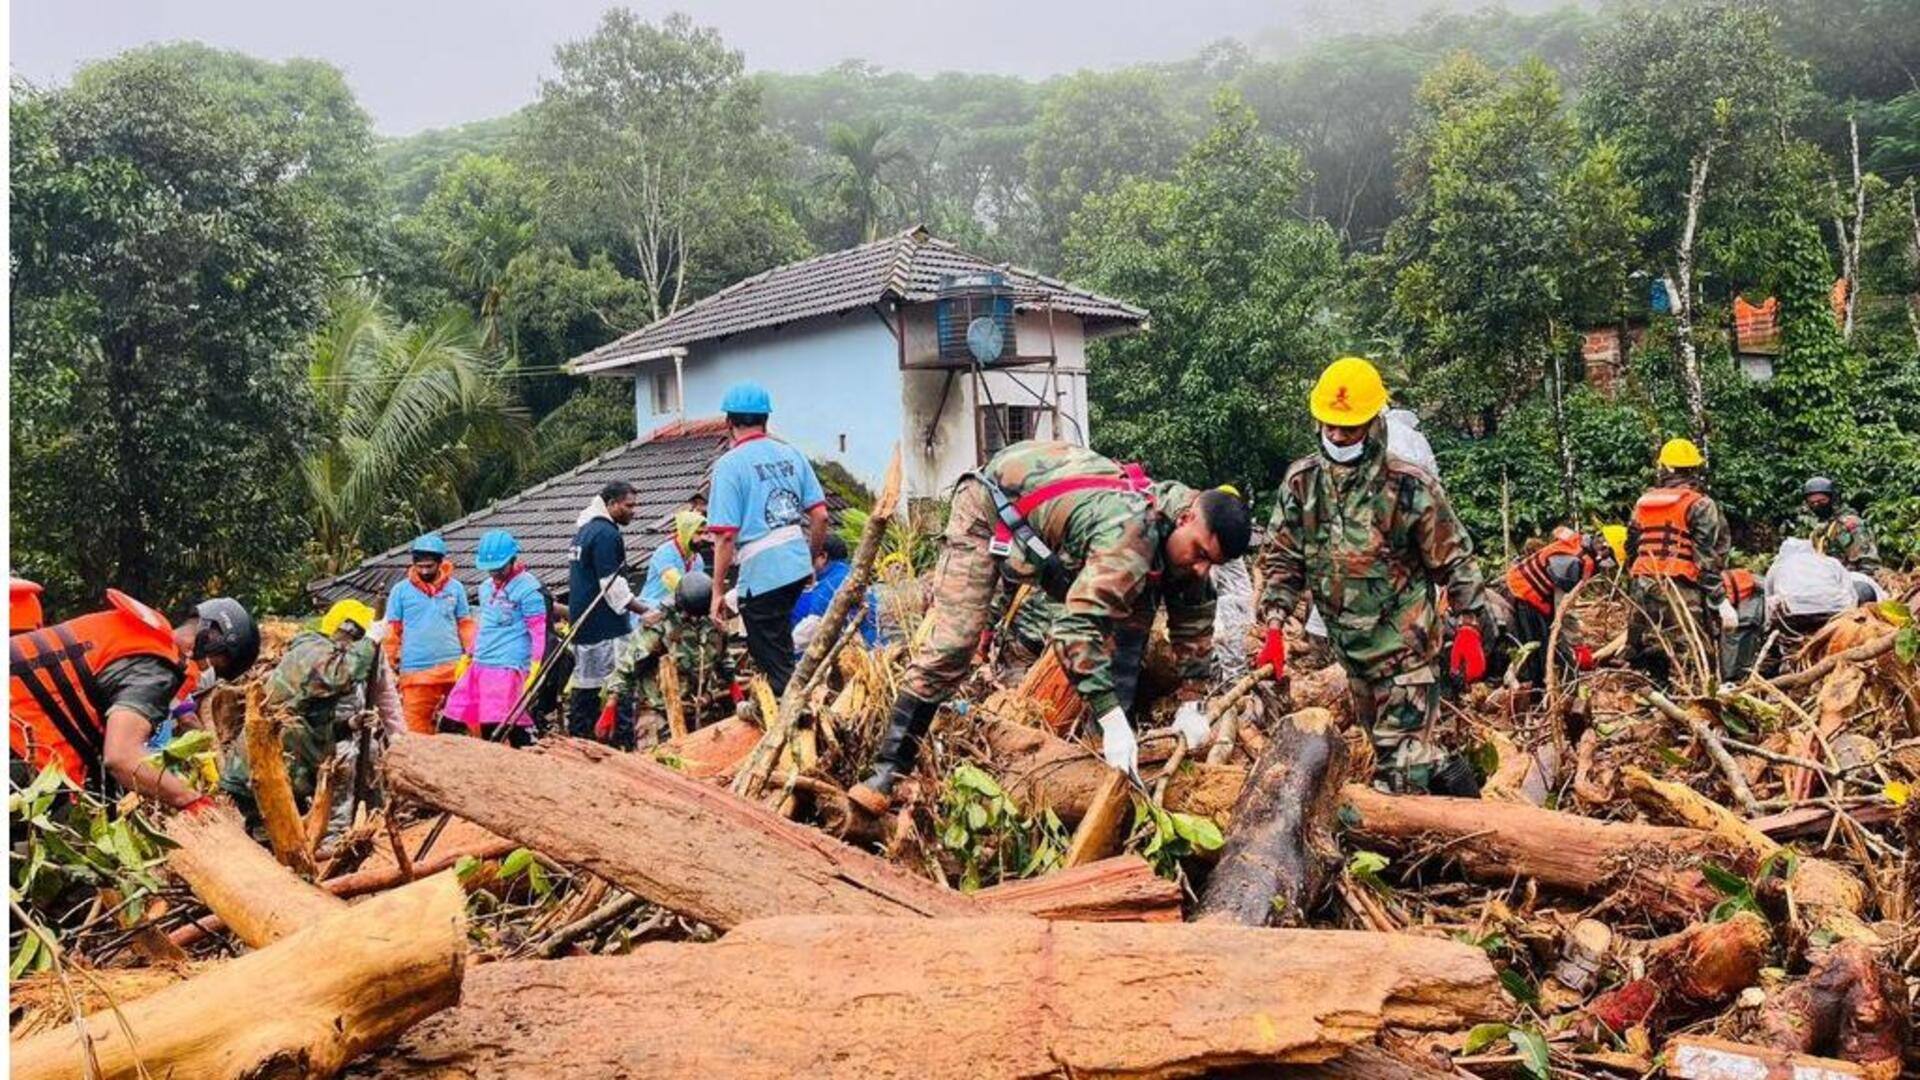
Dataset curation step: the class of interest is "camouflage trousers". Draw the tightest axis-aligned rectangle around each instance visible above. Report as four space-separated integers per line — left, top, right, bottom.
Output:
1347 662 1447 793
1626 577 1717 687
901 480 1003 704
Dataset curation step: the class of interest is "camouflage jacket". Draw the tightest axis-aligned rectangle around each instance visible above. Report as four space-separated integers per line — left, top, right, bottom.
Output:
982 441 1216 714
224 631 383 802
1808 507 1880 573
1256 420 1486 675
1625 476 1730 601
608 609 734 716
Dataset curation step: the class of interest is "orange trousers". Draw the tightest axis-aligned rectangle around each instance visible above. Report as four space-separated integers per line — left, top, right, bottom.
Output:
396 664 459 735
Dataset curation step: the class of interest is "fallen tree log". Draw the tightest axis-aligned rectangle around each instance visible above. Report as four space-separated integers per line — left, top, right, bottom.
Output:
243 681 319 877
654 714 763 780
163 803 343 948
11 872 466 1080
1754 940 1907 1080
1194 707 1346 926
367 915 1503 1079
387 732 982 928
1582 911 1770 1037
1621 766 1874 942
1339 785 1730 922
975 854 1182 922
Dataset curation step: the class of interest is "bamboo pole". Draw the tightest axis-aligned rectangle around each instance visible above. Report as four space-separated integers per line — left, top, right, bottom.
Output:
735 445 902 800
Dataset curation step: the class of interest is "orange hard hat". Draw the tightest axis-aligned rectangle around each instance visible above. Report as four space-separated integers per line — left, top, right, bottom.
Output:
10 577 45 634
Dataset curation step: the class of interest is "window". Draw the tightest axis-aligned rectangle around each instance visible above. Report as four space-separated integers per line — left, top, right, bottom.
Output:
650 371 680 415
977 404 1044 461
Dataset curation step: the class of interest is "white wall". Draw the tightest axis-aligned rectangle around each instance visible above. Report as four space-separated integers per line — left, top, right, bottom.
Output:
898 304 1093 498
630 309 904 489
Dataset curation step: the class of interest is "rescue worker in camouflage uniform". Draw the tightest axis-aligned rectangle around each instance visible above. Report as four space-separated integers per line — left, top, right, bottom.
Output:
222 599 401 832
848 441 1253 815
606 570 738 747
1801 477 1881 576
1624 438 1731 687
1256 357 1491 795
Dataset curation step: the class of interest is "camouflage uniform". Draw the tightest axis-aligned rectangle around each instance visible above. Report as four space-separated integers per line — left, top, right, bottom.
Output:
1624 474 1730 685
606 608 734 743
1808 507 1881 574
904 441 1216 717
221 630 388 814
1257 418 1487 791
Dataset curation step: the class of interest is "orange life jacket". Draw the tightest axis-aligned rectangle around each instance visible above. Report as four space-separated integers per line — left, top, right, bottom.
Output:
1506 531 1589 616
9 591 182 788
1630 487 1704 582
1725 567 1758 607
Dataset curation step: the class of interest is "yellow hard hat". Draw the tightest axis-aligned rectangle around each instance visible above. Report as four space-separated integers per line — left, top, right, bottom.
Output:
1600 524 1628 566
321 598 378 637
1657 437 1704 469
1216 483 1243 499
1310 356 1388 426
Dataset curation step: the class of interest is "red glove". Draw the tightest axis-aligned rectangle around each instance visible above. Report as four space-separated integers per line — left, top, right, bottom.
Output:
1448 624 1487 683
728 680 746 704
1255 626 1286 679
1573 644 1595 671
594 700 617 741
181 795 216 817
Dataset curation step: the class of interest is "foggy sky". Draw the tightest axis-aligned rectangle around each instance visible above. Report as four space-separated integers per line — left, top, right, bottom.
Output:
11 0 1569 135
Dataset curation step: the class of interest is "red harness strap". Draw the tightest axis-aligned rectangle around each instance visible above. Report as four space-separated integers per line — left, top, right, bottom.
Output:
992 462 1153 546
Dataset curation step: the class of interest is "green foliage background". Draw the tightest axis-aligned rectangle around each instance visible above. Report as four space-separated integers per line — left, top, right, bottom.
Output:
10 1 1919 618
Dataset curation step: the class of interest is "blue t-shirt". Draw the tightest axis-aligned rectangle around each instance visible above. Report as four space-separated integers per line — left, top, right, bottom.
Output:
472 570 544 670
640 539 704 610
384 575 470 672
790 560 880 646
708 434 825 598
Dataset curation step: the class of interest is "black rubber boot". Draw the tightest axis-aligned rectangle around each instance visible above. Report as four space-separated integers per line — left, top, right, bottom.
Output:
848 693 939 815
1430 754 1484 798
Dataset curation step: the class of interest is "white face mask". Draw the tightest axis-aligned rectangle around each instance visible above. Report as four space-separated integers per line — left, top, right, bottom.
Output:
1321 434 1365 463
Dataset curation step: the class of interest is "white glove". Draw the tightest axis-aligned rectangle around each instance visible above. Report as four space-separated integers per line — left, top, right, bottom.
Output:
1171 700 1210 750
1096 707 1141 786
1718 599 1739 631
364 620 391 644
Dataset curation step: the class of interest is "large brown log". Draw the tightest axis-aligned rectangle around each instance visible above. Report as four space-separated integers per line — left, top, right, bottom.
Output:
1339 785 1730 922
163 803 344 948
1195 708 1347 926
11 872 466 1080
243 681 319 877
386 731 981 928
368 915 1503 1079
975 854 1182 922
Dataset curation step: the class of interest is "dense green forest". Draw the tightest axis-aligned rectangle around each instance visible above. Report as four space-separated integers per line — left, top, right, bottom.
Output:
11 1 1919 613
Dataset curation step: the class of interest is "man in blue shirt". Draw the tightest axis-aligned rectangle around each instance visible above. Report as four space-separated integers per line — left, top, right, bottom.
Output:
706 382 828 694
791 534 879 648
567 481 651 746
640 510 706 611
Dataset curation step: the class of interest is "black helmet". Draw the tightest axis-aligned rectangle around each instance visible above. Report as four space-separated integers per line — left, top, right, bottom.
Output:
1802 476 1836 498
674 570 714 617
194 597 260 678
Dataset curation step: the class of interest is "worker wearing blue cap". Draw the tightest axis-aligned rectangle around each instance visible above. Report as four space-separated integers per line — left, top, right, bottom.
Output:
706 381 828 694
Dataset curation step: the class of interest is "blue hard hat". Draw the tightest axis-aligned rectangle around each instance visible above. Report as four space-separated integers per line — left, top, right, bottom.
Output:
721 381 772 416
410 533 448 557
475 529 520 572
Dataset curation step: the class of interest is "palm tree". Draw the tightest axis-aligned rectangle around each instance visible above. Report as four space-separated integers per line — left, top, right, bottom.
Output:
826 118 911 242
304 286 531 573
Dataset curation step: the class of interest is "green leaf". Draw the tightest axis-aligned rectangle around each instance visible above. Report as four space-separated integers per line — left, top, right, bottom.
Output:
160 729 215 763
1167 811 1223 851
453 855 481 882
1462 1022 1511 1055
1508 1027 1551 1078
1700 861 1751 898
1876 600 1911 627
526 860 552 899
1895 626 1919 666
10 930 42 980
1498 967 1539 1005
1347 850 1389 877
499 848 534 880
965 802 989 830
1655 746 1690 768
